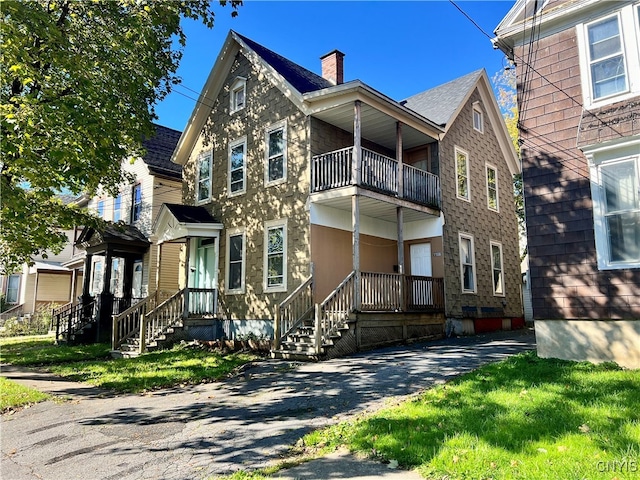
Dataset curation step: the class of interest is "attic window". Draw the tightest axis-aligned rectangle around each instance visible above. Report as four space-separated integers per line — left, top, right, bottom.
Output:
472 102 484 133
230 77 246 113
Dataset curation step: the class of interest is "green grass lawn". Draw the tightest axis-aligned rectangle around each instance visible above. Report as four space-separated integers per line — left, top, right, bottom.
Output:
302 351 640 480
0 377 51 413
0 334 111 365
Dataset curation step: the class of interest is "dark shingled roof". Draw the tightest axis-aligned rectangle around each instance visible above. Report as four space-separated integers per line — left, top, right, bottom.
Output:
142 124 182 179
234 32 333 94
164 204 220 224
403 69 484 127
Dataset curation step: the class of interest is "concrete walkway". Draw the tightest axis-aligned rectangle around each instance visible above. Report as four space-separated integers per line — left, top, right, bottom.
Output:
1 328 535 480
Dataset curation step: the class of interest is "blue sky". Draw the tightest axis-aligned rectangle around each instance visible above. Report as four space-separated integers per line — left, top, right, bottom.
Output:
155 1 515 132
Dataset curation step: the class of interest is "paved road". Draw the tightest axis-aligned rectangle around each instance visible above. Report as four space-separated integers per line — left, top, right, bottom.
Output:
1 329 535 480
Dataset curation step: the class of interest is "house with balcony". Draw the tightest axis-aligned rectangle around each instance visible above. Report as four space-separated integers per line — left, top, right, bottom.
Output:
53 124 184 345
494 0 640 368
111 30 523 359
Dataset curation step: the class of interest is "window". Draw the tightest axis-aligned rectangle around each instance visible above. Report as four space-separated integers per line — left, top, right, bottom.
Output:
131 183 142 222
578 4 640 107
486 164 499 212
91 259 103 296
591 154 640 269
96 200 105 218
113 194 122 222
197 151 213 203
455 147 470 201
265 121 287 185
459 233 476 293
5 275 20 304
264 219 287 291
226 229 245 293
228 137 246 196
587 15 627 100
490 241 505 296
473 103 484 133
230 77 246 113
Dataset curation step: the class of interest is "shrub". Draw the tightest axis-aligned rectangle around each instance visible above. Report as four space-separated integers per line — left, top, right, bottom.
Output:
0 303 58 337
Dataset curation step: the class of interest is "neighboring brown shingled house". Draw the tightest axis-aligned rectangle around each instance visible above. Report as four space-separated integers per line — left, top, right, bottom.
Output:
494 0 640 369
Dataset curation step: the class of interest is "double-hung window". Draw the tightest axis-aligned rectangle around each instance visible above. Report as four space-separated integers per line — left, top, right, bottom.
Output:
197 151 213 203
587 14 627 100
226 229 245 293
229 138 246 196
230 77 246 113
459 233 476 293
97 200 105 219
473 103 484 133
5 275 20 304
486 164 499 212
490 241 505 296
132 183 142 222
265 121 286 185
455 147 470 201
264 219 287 291
591 154 640 269
113 194 122 222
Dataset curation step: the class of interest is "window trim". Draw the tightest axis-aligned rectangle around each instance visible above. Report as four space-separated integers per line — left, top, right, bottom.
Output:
228 137 247 197
472 102 484 133
96 199 105 219
113 193 122 222
455 146 471 202
131 183 142 223
264 120 287 186
490 241 505 297
230 77 247 114
588 149 640 270
576 4 640 109
5 274 20 304
225 228 246 294
459 232 477 294
196 150 213 205
485 163 500 212
263 218 288 292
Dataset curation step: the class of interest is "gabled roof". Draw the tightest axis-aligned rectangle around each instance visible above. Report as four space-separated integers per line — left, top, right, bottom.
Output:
403 69 484 127
142 124 182 179
162 204 219 224
153 204 223 244
234 32 333 94
76 223 150 253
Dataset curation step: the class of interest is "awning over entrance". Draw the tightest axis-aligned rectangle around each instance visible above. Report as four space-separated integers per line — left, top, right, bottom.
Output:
76 223 150 256
153 203 223 244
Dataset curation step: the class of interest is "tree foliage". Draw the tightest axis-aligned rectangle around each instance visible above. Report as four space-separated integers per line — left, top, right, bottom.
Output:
1 0 240 274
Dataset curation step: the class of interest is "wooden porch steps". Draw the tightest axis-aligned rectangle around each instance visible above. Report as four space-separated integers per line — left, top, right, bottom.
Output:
110 325 184 358
270 319 353 362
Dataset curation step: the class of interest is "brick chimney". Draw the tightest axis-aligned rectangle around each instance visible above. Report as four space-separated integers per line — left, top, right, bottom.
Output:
320 49 345 85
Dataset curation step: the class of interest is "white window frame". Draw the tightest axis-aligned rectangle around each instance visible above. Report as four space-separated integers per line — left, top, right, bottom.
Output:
490 241 505 297
228 137 247 197
96 199 105 219
459 232 476 294
472 102 484 133
576 4 640 109
486 163 499 212
588 145 640 270
225 228 246 294
131 183 142 223
5 274 20 304
264 120 287 186
263 218 287 292
113 193 122 222
230 77 247 114
196 150 213 205
455 146 471 202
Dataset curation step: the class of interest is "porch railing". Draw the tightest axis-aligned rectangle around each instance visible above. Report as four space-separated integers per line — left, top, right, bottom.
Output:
187 288 217 316
1 303 24 322
55 300 97 342
112 295 157 350
274 276 314 349
140 289 186 353
317 271 356 349
405 275 445 311
361 272 403 311
311 146 441 210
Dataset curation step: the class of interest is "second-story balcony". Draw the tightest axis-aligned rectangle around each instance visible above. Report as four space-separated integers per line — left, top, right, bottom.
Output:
311 146 441 210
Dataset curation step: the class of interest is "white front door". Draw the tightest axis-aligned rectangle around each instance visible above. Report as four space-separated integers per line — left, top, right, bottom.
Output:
410 243 433 306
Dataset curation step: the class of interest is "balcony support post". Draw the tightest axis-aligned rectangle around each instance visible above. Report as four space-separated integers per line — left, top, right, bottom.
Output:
353 100 362 186
183 237 191 319
352 194 361 311
397 206 406 311
396 122 403 198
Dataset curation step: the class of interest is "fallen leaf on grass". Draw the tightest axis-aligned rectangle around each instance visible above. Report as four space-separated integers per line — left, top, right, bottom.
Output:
387 459 399 469
579 424 590 433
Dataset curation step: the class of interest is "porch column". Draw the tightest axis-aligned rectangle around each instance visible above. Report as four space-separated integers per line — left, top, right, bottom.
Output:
352 100 362 186
81 253 93 301
397 206 406 311
122 255 134 302
396 122 404 198
97 249 114 343
183 237 191 319
155 242 163 294
352 195 361 311
32 270 40 313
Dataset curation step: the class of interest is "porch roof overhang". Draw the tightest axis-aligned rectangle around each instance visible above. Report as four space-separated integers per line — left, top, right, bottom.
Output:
303 82 444 151
153 204 223 244
75 223 150 256
28 262 71 275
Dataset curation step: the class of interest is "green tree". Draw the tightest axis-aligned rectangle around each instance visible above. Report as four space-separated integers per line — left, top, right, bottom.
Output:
493 63 525 257
1 0 240 274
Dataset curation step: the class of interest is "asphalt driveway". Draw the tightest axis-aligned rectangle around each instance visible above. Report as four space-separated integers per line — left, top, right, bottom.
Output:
1 328 535 480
